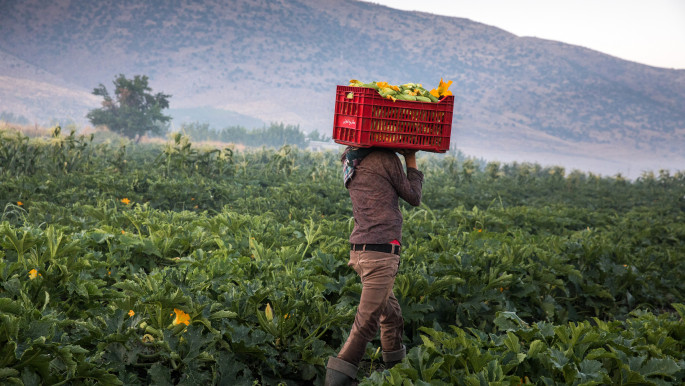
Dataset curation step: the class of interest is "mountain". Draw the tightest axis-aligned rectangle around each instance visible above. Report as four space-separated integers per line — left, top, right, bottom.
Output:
0 49 99 124
1 0 684 177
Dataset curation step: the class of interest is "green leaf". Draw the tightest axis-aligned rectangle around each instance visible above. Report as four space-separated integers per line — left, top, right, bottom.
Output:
493 311 529 331
585 348 617 363
141 239 162 257
0 299 23 315
671 303 685 320
74 363 123 386
24 318 55 343
21 368 41 386
640 358 681 377
148 363 173 386
527 339 546 358
17 345 52 381
577 359 606 383
0 367 19 379
419 334 436 350
179 325 215 363
549 349 569 369
463 374 482 386
502 331 521 353
483 359 505 382
215 352 253 385
88 231 115 244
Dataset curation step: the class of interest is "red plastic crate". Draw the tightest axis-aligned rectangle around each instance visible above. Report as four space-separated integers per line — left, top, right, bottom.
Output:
332 85 454 153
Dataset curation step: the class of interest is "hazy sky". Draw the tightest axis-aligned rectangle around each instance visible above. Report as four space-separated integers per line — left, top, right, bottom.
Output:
363 0 685 69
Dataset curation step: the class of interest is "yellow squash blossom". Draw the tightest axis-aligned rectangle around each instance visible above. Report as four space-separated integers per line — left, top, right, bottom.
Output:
128 310 135 317
17 201 24 206
439 78 454 96
120 198 131 205
265 303 274 322
29 269 38 280
430 78 453 98
173 308 191 325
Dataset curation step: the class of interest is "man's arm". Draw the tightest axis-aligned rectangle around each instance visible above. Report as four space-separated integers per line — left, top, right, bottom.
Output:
392 149 422 206
398 149 418 170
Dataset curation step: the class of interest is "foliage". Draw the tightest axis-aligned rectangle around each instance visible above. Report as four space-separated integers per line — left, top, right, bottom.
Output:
364 310 685 386
87 74 171 140
0 128 684 384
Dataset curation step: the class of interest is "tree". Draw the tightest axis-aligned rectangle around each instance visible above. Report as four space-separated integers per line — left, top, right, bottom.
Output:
87 74 171 140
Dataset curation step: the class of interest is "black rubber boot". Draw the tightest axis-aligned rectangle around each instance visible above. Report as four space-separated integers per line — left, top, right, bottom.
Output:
325 356 358 386
382 345 406 370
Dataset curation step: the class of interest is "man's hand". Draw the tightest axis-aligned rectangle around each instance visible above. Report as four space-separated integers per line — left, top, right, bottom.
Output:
397 149 418 169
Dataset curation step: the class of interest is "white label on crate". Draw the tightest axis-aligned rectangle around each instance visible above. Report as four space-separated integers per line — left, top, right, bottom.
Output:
337 116 357 129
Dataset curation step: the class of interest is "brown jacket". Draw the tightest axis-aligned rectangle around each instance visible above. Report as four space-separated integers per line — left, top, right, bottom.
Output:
347 149 423 245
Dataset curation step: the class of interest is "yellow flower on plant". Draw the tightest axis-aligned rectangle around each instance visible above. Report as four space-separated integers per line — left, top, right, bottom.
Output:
128 310 135 317
265 303 274 322
120 198 131 205
29 269 38 280
173 308 191 326
17 201 24 206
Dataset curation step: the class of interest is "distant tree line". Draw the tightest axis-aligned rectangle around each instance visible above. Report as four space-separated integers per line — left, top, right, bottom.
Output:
0 112 30 125
179 122 310 148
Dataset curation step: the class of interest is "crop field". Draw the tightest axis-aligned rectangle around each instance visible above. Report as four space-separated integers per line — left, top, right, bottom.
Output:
1 127 684 385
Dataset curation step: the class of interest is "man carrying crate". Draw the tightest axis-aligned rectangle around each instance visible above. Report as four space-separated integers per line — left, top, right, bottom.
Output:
325 147 423 386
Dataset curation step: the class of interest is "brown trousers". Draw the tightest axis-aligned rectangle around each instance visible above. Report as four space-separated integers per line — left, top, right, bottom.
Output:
337 250 403 366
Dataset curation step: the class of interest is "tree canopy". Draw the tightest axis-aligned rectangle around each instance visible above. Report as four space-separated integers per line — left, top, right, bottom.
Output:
87 74 171 140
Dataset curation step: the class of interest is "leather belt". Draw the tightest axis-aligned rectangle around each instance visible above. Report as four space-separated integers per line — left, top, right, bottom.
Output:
351 243 401 255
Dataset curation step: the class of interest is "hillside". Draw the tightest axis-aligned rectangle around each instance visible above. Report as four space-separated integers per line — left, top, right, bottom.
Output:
1 0 684 176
